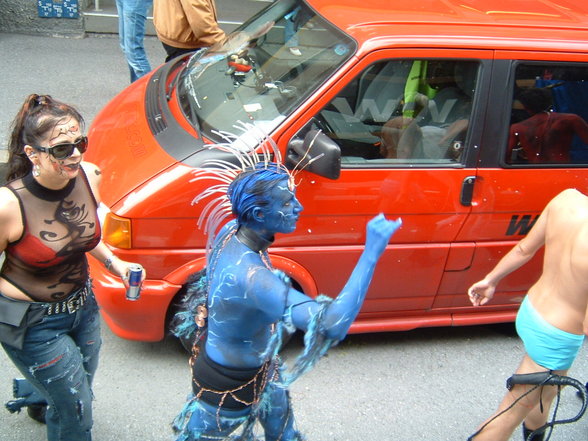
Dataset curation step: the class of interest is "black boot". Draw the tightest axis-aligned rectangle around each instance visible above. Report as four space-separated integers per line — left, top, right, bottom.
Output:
522 424 545 441
26 404 47 424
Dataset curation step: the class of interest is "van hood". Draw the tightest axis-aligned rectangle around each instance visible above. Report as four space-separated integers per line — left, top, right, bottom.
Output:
86 59 209 208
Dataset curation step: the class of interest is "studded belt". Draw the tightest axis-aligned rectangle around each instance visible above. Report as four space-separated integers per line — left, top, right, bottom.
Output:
45 284 89 316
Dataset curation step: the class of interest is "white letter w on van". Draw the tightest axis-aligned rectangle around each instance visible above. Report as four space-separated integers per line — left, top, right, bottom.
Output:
332 97 401 123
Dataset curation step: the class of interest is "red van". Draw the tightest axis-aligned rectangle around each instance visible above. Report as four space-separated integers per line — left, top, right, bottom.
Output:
85 0 588 341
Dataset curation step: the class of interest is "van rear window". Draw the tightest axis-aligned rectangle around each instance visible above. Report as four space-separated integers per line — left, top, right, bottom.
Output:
506 63 588 165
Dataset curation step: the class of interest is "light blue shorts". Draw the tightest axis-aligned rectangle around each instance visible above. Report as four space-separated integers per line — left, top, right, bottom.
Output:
516 296 584 370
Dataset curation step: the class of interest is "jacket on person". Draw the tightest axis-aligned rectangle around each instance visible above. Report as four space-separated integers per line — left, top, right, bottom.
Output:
153 0 226 49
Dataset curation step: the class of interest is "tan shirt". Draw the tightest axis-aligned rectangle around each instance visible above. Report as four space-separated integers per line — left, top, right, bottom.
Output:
153 0 226 49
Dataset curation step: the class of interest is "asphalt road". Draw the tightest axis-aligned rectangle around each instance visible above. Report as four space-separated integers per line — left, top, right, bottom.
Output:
1 23 587 441
1 321 587 441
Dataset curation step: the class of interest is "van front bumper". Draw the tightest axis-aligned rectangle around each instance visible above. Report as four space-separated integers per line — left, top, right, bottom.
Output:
88 256 181 342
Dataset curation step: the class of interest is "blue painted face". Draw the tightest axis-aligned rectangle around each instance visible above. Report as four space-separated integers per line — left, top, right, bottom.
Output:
261 178 303 234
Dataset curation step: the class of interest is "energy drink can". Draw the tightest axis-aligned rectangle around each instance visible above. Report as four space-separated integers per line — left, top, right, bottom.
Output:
126 264 143 301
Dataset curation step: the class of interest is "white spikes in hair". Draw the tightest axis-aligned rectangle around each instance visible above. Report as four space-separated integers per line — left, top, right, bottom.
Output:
190 123 291 253
190 123 323 257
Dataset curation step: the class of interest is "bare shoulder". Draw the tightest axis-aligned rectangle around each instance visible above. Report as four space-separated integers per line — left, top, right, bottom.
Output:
544 188 588 218
552 188 587 205
0 186 23 247
0 186 19 213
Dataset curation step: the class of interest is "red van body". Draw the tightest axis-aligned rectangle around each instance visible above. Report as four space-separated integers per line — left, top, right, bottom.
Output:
85 0 588 341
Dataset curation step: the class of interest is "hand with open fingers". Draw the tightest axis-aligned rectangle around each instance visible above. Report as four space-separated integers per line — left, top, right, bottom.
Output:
467 280 495 306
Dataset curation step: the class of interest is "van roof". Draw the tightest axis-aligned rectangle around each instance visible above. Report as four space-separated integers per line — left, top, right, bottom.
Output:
310 0 588 52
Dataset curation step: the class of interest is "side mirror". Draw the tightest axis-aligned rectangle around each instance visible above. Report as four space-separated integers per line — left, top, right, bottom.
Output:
285 130 341 180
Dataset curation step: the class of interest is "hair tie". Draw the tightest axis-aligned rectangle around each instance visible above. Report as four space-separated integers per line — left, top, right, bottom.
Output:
33 95 49 107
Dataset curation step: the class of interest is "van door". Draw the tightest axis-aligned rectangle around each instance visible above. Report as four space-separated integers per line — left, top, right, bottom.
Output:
276 49 492 325
441 55 588 318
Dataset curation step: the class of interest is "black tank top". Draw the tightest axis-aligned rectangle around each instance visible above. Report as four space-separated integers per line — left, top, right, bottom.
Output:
1 169 101 302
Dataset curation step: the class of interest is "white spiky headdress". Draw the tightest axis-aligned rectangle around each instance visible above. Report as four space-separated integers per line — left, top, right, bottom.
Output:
190 122 322 251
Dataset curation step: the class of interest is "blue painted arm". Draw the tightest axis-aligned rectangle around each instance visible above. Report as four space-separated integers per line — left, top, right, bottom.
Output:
289 214 402 340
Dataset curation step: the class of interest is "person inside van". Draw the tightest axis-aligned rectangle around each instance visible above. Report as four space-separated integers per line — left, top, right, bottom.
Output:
507 87 588 164
379 115 469 160
377 60 473 160
379 116 421 159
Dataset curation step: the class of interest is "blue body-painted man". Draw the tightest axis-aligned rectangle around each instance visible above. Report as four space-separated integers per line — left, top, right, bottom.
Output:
173 163 401 441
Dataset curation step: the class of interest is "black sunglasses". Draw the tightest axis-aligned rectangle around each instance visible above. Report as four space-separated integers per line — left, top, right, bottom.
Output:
33 136 88 160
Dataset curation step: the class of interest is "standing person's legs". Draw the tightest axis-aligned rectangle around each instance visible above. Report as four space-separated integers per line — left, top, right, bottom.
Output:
174 398 249 441
115 0 129 77
521 365 568 438
2 294 101 441
283 9 300 56
117 0 153 82
259 381 299 440
71 294 102 387
5 377 48 422
470 355 564 441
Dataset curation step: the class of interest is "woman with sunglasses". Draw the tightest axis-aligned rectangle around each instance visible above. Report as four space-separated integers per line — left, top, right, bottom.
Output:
0 94 144 441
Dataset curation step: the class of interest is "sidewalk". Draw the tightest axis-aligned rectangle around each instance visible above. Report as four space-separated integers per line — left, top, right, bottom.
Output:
0 0 269 174
0 31 166 178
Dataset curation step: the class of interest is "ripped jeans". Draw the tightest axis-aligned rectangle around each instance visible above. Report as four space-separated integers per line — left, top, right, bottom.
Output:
2 292 101 441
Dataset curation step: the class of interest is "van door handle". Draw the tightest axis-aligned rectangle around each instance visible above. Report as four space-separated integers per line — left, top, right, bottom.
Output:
460 176 476 206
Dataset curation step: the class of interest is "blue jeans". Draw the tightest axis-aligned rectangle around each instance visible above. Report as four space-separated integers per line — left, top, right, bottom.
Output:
2 291 102 441
115 0 153 82
284 7 299 48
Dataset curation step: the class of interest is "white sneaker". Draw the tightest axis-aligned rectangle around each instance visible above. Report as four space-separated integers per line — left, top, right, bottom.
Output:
289 47 302 56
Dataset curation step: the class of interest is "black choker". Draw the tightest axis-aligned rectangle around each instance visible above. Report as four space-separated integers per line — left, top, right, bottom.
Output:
23 172 76 202
236 227 273 253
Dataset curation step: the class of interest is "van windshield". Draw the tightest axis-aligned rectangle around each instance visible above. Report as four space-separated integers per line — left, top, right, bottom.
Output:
177 0 355 142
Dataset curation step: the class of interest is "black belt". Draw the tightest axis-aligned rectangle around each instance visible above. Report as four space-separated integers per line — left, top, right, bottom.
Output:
44 284 90 316
192 347 267 410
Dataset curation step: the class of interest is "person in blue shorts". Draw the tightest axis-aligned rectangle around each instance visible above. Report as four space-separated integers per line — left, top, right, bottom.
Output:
467 188 588 441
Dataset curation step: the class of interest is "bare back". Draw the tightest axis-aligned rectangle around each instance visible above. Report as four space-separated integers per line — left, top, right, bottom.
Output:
510 113 588 163
529 188 588 334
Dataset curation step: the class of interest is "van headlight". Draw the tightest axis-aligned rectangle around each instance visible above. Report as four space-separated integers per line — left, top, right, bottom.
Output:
103 212 132 249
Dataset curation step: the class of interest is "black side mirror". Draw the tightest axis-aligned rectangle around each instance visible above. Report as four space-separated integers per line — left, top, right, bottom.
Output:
285 130 341 180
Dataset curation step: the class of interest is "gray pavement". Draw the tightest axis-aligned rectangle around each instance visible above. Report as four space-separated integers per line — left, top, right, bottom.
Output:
0 31 587 441
0 32 166 164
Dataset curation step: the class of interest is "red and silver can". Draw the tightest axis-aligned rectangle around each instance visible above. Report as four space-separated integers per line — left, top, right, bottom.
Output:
126 264 143 301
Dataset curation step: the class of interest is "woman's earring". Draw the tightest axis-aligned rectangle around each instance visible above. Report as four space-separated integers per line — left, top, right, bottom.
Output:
33 163 40 178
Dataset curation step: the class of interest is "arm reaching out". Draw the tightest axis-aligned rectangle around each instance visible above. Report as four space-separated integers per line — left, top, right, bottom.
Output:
290 214 402 340
468 200 549 306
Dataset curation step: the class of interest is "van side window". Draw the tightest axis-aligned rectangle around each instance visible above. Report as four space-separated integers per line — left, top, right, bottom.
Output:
314 59 479 165
506 64 588 165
